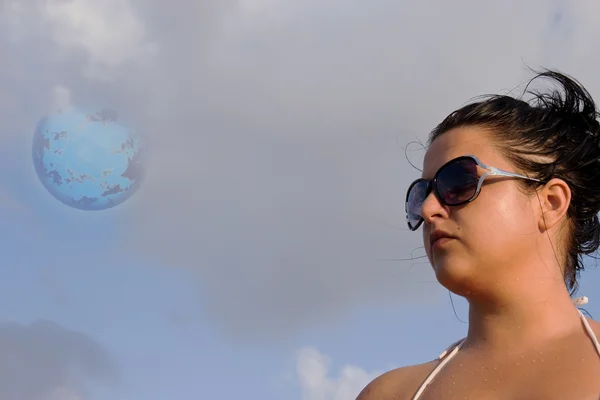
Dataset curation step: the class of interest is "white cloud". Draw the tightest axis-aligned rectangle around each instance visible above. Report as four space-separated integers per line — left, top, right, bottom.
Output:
42 0 157 78
295 347 380 400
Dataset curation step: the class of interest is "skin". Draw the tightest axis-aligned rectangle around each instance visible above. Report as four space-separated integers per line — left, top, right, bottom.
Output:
357 126 600 400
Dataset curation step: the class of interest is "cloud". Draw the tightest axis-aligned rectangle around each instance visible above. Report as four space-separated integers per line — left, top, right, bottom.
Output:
295 347 380 400
0 320 117 400
42 0 157 78
114 0 561 341
3 0 600 341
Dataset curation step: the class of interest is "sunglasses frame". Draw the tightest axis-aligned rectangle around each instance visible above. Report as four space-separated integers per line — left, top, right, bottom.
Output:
405 154 545 231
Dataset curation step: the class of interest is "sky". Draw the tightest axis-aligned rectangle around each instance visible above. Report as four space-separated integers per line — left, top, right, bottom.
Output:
2 0 600 399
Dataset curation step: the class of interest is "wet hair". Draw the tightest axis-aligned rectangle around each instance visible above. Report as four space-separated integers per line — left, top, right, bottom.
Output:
429 69 600 296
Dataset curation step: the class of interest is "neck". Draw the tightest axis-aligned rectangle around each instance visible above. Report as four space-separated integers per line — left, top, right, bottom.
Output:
463 277 582 353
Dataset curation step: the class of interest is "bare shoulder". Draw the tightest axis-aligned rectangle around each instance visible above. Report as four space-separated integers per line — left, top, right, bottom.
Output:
586 316 600 337
355 360 438 400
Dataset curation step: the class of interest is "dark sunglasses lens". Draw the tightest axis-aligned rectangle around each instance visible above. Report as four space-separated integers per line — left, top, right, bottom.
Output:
407 180 428 229
437 158 479 205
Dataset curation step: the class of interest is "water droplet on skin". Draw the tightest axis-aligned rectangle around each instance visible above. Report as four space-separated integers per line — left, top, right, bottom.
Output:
493 366 497 370
484 378 488 382
532 359 537 363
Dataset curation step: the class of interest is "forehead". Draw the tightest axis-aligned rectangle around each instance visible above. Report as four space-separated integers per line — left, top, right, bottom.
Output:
422 126 508 178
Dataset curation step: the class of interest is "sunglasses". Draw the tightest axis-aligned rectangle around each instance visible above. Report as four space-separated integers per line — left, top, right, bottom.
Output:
405 155 544 231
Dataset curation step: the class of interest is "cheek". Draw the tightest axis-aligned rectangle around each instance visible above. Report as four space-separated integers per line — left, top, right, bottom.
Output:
496 191 537 232
461 190 537 254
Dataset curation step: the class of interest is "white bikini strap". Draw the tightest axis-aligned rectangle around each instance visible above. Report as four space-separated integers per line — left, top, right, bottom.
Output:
574 296 600 357
412 338 465 400
578 311 600 355
437 338 466 359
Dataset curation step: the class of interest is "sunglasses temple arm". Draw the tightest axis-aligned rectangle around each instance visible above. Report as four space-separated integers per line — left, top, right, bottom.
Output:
486 167 543 182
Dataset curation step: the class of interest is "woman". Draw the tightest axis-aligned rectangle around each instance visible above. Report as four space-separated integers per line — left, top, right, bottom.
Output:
358 70 600 400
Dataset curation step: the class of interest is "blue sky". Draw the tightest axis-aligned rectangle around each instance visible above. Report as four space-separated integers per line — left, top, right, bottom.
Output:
2 1 600 399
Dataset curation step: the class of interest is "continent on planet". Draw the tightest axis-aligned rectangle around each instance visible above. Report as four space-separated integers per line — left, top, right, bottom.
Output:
32 106 144 211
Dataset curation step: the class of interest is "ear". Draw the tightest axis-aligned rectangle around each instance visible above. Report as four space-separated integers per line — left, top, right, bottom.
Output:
536 178 571 232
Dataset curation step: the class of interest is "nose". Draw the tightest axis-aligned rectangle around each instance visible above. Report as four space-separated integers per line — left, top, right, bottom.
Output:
420 190 448 226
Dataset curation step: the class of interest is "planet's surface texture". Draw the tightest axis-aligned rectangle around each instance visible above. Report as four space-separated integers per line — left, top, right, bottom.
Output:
32 106 144 210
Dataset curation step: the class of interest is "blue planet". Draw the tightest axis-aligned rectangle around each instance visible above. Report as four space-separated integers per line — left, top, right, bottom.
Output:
32 106 144 211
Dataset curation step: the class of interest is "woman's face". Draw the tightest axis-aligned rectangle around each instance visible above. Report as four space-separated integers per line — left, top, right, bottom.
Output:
420 126 541 295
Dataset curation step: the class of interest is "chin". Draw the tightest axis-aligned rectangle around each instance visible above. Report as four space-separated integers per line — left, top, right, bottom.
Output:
432 257 478 296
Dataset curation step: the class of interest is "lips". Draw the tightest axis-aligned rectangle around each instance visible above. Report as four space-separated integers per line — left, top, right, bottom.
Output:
429 230 455 248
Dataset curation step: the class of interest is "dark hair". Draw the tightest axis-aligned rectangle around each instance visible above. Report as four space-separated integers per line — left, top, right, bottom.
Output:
428 70 600 295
